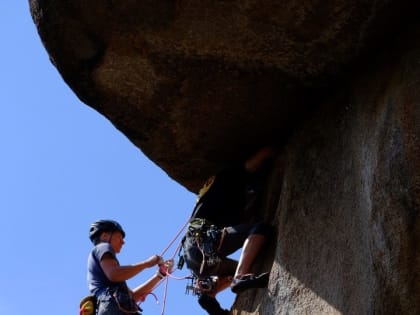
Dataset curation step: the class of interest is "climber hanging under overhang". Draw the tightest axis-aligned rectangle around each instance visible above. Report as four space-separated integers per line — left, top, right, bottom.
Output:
79 146 278 315
178 146 277 315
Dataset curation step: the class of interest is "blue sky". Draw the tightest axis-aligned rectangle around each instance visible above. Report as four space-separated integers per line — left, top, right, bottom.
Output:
1 2 236 314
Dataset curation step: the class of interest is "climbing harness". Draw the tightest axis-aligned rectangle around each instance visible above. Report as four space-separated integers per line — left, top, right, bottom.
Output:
174 218 228 299
148 217 225 314
112 286 143 314
184 218 223 275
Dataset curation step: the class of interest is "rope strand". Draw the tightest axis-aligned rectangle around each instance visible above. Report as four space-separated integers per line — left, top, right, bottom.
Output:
139 216 191 315
160 276 170 315
160 218 190 257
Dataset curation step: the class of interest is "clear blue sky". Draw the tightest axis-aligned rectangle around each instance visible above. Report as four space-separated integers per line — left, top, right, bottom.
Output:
1 2 236 314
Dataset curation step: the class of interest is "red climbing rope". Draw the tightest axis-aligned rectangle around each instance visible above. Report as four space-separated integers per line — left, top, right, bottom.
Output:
161 275 170 315
159 218 190 258
139 217 192 315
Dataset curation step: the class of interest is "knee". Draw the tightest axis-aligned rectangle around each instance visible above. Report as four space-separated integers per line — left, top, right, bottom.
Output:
250 222 272 237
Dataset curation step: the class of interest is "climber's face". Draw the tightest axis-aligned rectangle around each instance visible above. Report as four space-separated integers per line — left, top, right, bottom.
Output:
109 231 125 253
100 230 125 253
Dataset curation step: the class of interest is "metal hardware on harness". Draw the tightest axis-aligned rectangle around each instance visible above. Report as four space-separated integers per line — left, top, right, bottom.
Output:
184 275 216 296
177 255 185 270
185 276 196 295
186 218 222 273
197 278 216 292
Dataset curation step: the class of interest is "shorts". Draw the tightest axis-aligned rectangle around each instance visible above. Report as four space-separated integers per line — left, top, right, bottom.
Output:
183 222 271 278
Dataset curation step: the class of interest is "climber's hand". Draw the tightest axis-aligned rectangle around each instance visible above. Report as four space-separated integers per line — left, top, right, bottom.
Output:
156 259 175 278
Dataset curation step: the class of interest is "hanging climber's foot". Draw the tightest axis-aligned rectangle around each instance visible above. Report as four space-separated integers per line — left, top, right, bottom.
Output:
230 272 270 294
198 294 230 315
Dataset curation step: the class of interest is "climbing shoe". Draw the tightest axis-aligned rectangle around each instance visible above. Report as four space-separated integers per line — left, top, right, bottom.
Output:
230 272 270 294
198 294 230 315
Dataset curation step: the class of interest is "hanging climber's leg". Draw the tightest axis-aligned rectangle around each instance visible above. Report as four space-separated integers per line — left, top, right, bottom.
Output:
196 258 235 315
217 222 272 294
198 294 230 315
233 234 266 277
230 224 272 294
208 276 233 297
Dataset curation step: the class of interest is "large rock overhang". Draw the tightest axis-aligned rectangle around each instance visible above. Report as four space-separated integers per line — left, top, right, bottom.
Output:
29 0 419 191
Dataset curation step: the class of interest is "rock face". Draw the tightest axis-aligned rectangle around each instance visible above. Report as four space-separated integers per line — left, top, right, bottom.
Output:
237 51 419 314
30 1 419 314
29 0 418 191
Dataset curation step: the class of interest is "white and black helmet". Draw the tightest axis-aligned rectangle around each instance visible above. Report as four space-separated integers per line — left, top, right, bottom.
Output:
89 219 125 244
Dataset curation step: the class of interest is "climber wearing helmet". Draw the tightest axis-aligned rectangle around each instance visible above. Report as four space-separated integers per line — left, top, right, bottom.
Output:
87 219 173 315
181 146 276 315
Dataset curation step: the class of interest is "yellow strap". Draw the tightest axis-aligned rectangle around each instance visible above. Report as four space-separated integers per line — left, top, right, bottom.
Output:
197 175 215 201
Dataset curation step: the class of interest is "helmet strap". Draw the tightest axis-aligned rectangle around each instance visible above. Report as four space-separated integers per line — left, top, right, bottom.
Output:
107 232 114 243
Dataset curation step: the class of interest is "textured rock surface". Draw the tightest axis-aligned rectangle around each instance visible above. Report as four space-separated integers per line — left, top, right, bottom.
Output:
30 1 419 314
29 0 418 191
232 45 419 314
